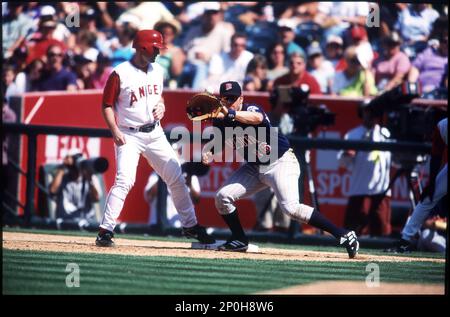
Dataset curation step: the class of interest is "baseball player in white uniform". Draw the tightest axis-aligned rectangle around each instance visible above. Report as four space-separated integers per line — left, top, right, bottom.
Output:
395 117 447 252
95 29 215 247
203 81 359 258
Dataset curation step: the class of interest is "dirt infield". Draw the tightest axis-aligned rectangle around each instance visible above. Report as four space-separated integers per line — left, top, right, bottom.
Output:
3 232 445 263
260 281 444 295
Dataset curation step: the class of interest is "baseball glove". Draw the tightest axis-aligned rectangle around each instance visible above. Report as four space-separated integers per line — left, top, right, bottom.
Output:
186 92 223 121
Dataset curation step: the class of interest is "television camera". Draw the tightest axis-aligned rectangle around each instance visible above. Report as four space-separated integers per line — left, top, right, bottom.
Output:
270 84 335 135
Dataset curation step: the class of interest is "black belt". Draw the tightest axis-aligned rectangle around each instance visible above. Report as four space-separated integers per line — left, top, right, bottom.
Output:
126 121 159 133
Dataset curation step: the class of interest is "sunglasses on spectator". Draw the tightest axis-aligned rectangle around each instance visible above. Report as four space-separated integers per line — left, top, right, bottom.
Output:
48 52 63 57
232 42 246 48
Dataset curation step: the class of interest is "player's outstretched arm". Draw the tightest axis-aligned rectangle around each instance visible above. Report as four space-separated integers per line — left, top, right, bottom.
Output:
221 106 263 125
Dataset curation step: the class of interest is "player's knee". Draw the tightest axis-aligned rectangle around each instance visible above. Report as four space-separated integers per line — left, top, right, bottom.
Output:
215 189 234 214
279 201 313 223
162 159 183 186
114 175 135 193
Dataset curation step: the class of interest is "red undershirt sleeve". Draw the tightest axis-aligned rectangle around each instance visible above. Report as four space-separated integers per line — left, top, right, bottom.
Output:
102 71 120 108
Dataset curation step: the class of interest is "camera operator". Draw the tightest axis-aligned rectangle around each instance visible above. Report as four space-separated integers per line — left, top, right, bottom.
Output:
337 100 392 237
49 150 100 222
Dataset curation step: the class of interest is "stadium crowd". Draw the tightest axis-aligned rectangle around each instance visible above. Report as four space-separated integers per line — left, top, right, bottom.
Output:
2 2 448 98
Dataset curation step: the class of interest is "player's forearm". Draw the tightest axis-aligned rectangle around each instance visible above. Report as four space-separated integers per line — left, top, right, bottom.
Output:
49 169 65 194
102 106 120 134
235 111 263 125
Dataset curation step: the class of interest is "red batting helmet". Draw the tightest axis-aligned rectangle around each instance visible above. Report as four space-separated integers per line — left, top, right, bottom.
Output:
132 29 167 51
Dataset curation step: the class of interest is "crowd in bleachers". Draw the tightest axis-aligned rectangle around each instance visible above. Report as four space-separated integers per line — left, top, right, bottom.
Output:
2 2 448 98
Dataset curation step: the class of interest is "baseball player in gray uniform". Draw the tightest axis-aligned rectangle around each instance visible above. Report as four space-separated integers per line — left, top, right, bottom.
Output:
203 81 359 258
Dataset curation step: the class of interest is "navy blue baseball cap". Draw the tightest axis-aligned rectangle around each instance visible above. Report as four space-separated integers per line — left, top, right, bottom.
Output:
219 81 242 97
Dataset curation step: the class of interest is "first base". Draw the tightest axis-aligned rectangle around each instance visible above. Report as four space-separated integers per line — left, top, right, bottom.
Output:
191 241 260 253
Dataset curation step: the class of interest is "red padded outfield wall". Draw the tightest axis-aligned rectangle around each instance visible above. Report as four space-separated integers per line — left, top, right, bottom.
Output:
17 90 444 228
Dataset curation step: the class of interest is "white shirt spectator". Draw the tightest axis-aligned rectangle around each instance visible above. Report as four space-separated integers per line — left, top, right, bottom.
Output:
338 124 392 196
309 60 335 93
318 2 369 28
205 50 254 92
395 5 440 43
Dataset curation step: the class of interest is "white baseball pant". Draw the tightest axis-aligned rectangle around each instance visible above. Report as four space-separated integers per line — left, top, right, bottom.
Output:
401 164 447 241
100 125 197 232
215 149 314 223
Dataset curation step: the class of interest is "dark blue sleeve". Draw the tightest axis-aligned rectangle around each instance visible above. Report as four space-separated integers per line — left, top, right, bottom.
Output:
244 104 271 125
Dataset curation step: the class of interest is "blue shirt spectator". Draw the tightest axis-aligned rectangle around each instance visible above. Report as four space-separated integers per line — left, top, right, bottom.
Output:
395 4 439 43
38 68 78 91
37 45 78 91
2 3 34 59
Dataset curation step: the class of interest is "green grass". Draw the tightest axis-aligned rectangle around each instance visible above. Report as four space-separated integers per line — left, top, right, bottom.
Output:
3 227 445 259
3 249 445 295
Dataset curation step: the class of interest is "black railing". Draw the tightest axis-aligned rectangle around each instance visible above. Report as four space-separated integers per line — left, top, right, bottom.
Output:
3 123 432 228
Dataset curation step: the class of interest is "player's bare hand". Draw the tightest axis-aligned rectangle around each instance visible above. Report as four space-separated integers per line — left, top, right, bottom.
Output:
112 129 126 146
153 102 165 121
202 151 213 165
215 112 225 119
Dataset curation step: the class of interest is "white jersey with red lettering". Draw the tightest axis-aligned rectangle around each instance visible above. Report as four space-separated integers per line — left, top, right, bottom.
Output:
99 60 198 232
113 61 164 127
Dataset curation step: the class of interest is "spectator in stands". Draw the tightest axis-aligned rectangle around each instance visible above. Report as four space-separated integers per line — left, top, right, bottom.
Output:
273 52 322 95
24 13 67 65
277 20 306 63
2 64 24 98
394 4 439 44
325 35 346 72
266 42 289 81
203 33 254 92
109 24 137 67
73 55 94 90
243 54 271 92
338 101 392 237
408 31 448 93
49 150 101 222
182 2 235 89
117 2 175 30
38 5 72 44
373 32 411 92
73 30 99 67
316 2 370 39
332 46 377 97
91 54 113 90
154 19 186 88
36 45 77 91
306 42 335 94
348 25 375 71
14 58 44 92
2 2 34 60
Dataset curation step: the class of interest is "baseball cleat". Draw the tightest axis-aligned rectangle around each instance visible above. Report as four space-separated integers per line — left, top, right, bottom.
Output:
218 239 249 252
384 238 414 253
182 224 216 244
340 231 359 259
95 229 115 247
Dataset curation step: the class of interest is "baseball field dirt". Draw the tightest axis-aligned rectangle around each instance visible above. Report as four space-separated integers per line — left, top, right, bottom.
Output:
3 230 446 295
